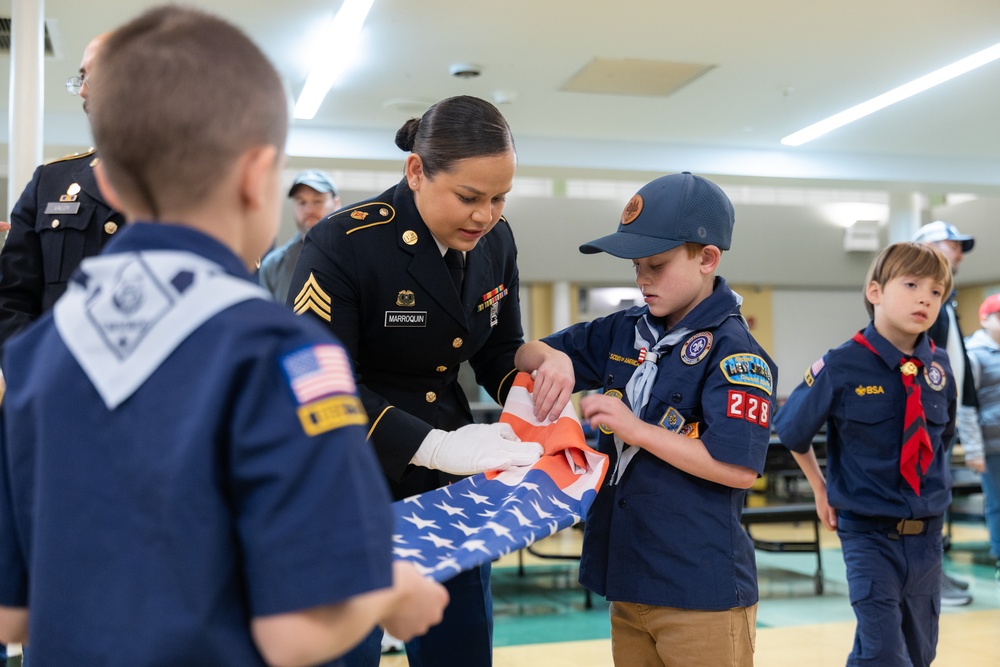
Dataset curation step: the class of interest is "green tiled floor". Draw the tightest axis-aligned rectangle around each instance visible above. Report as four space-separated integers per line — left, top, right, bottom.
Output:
490 522 1000 647
491 564 610 646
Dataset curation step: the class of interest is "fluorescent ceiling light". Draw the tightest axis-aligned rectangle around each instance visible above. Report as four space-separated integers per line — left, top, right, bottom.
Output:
293 0 375 120
782 41 1000 147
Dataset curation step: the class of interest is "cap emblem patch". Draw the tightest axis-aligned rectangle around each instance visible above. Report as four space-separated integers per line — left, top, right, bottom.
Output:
621 194 643 225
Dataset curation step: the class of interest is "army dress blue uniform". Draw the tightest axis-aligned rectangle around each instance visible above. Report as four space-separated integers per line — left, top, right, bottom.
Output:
774 324 955 667
0 149 125 354
287 179 523 667
0 223 393 666
542 278 775 611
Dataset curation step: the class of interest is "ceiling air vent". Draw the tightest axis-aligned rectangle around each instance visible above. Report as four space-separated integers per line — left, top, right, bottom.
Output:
0 18 56 56
560 58 715 98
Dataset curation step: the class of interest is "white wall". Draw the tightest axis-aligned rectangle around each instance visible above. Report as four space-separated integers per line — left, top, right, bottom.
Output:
771 289 867 398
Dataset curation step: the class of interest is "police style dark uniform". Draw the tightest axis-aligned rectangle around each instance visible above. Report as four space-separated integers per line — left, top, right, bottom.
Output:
0 223 392 666
287 179 523 667
0 149 125 353
774 324 955 666
543 278 774 610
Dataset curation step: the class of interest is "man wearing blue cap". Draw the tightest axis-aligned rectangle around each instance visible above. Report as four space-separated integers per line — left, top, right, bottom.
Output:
258 169 340 302
516 172 774 666
913 220 978 606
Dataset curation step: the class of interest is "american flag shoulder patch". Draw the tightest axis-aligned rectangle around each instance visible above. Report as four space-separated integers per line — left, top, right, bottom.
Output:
804 356 826 387
281 344 356 405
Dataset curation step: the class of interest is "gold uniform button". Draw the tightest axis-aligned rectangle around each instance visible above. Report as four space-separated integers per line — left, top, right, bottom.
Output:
104 221 118 235
51 219 60 229
452 337 463 349
436 365 447 373
425 391 437 403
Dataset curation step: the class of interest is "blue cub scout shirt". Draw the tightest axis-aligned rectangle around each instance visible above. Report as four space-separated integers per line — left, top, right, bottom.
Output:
543 277 775 610
0 223 392 667
774 323 955 520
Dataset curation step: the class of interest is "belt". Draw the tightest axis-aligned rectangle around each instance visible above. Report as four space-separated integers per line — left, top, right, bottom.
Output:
837 512 944 539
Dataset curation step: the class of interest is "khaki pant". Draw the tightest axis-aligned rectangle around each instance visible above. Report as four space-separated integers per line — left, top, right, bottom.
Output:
609 601 757 667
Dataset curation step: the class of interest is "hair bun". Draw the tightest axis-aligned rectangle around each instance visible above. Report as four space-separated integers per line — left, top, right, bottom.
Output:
394 118 420 152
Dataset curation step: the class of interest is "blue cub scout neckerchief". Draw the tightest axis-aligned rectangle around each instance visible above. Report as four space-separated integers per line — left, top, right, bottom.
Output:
609 313 693 484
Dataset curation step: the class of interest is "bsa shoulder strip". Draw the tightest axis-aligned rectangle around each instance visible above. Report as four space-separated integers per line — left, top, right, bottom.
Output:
44 147 96 166
341 202 396 234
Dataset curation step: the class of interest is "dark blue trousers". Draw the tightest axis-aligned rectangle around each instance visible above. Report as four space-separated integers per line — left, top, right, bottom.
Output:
838 516 942 667
344 562 493 667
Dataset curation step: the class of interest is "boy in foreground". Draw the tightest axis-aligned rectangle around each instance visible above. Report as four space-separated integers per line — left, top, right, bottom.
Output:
517 172 775 665
774 242 956 666
0 6 446 666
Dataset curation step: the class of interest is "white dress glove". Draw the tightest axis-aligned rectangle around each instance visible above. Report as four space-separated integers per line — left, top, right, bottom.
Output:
411 422 544 475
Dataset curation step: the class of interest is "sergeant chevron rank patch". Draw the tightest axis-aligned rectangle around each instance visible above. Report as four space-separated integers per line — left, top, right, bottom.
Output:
293 273 332 322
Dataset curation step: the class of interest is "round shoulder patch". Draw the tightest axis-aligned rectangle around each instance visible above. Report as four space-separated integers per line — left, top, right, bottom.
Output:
621 194 643 225
680 331 713 365
924 362 947 391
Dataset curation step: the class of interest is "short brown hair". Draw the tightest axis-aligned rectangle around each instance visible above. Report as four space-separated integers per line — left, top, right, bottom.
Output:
88 6 288 218
863 241 953 319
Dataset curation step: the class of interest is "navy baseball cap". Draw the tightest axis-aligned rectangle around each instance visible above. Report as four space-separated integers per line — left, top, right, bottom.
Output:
580 172 734 258
911 220 974 252
288 169 338 197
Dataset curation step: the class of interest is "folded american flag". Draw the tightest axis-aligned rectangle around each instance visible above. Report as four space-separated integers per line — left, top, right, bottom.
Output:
392 372 609 582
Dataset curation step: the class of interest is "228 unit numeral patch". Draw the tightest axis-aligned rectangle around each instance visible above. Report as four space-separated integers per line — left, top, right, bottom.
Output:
726 390 770 428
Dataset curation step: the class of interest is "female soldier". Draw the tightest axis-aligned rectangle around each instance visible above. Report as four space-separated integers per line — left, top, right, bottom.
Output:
287 95 544 667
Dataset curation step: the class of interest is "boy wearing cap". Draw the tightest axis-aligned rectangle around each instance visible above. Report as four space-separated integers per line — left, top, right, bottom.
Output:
517 172 774 666
259 169 341 301
957 293 1000 584
0 7 447 665
775 242 956 667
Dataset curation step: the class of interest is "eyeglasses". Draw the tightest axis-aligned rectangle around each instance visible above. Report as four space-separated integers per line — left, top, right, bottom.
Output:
65 74 89 96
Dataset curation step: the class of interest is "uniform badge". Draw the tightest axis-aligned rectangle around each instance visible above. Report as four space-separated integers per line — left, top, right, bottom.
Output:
67 183 81 196
658 407 686 433
281 345 365 436
924 362 946 391
385 311 427 327
621 194 643 225
282 344 356 404
104 222 118 235
402 230 418 245
90 156 100 167
477 285 507 312
489 302 499 327
292 273 332 322
379 208 390 216
680 331 713 365
59 194 78 202
678 422 700 438
44 201 80 215
599 389 624 434
720 353 773 396
396 290 415 307
804 357 825 387
726 390 771 427
351 210 369 220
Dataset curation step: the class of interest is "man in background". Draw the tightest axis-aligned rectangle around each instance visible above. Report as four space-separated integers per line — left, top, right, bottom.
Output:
0 34 125 357
913 219 978 607
258 169 340 302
